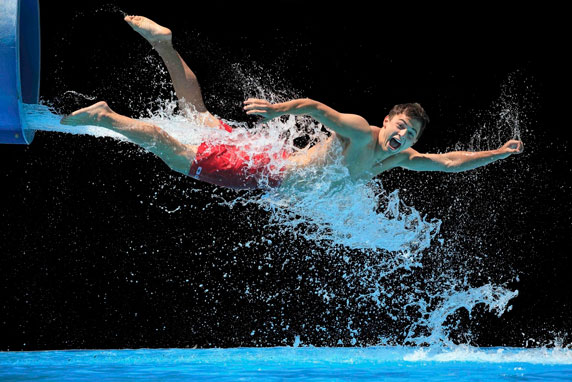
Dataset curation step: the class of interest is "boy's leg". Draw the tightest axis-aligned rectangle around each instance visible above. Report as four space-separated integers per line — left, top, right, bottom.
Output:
61 101 197 175
124 16 221 128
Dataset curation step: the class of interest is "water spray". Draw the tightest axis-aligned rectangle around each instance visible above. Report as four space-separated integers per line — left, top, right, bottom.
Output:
0 0 40 144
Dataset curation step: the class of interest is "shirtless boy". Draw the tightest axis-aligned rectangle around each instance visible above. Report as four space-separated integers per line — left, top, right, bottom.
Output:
61 16 524 190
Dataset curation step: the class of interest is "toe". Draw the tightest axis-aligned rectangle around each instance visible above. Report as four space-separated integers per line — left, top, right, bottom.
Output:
60 116 71 125
125 16 140 27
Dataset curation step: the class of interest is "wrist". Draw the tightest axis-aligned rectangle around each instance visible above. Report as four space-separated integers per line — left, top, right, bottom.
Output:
273 103 286 114
494 148 510 159
271 103 288 118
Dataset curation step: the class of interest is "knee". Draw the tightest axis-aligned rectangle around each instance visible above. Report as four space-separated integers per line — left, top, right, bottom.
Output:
163 144 197 175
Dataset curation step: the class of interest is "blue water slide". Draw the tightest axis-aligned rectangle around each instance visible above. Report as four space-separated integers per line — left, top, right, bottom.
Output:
0 0 40 144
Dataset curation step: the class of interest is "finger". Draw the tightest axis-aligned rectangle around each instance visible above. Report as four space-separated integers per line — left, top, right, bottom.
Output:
243 102 264 108
243 104 268 111
243 99 265 106
243 98 266 104
243 99 260 106
246 110 266 115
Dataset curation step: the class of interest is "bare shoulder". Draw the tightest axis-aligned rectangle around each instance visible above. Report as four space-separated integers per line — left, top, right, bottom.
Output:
401 147 421 159
377 148 417 172
336 112 371 142
341 112 369 126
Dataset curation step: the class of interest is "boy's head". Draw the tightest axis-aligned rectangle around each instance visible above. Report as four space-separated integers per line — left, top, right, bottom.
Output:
387 103 430 139
381 103 429 153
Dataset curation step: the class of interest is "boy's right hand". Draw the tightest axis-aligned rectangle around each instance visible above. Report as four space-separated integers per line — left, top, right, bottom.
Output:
243 98 282 122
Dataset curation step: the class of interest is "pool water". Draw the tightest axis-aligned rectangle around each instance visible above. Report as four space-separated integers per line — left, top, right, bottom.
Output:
2 346 571 381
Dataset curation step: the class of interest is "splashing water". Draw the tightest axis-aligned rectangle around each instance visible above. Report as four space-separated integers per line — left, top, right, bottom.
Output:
465 71 532 152
23 101 441 255
21 70 530 347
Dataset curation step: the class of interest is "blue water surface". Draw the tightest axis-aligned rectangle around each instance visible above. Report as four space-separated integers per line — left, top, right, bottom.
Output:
1 346 572 381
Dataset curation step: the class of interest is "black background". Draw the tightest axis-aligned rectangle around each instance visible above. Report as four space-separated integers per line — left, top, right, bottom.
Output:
1 1 570 350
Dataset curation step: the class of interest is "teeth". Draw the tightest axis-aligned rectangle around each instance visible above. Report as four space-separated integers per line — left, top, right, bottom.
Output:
389 137 401 150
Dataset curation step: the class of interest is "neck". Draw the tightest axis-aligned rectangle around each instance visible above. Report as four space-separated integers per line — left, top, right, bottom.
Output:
375 127 394 162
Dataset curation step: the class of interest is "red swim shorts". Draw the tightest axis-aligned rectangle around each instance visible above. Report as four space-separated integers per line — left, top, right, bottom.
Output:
189 120 290 190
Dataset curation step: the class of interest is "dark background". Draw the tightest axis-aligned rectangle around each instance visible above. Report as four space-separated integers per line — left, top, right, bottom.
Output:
1 2 570 350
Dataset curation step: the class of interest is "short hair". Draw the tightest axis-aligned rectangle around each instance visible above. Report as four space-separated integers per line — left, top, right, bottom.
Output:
388 103 430 139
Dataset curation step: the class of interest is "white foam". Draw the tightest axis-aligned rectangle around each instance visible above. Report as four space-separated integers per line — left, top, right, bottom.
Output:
403 345 572 365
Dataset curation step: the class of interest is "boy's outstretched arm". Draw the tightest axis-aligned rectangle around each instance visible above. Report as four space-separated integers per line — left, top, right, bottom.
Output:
395 140 524 172
243 98 371 143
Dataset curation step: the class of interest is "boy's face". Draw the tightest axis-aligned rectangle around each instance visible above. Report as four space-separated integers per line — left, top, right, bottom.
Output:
381 113 421 153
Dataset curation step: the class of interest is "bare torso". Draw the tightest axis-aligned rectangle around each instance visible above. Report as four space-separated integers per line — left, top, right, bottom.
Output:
284 125 390 186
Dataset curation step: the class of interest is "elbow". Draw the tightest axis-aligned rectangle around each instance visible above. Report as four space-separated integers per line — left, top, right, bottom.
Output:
309 102 332 123
312 100 327 115
443 159 461 172
292 98 321 116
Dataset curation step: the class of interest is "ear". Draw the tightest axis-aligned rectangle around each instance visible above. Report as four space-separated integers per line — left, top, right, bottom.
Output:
383 115 390 127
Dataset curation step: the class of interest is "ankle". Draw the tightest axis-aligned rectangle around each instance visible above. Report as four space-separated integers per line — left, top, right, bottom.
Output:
94 107 113 123
153 41 174 54
151 41 176 59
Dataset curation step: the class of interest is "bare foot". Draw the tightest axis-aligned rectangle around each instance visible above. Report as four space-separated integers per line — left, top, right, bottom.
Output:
124 15 172 47
60 101 113 126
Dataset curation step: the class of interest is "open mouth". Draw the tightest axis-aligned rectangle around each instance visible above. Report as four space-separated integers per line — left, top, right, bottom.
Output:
388 137 402 151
